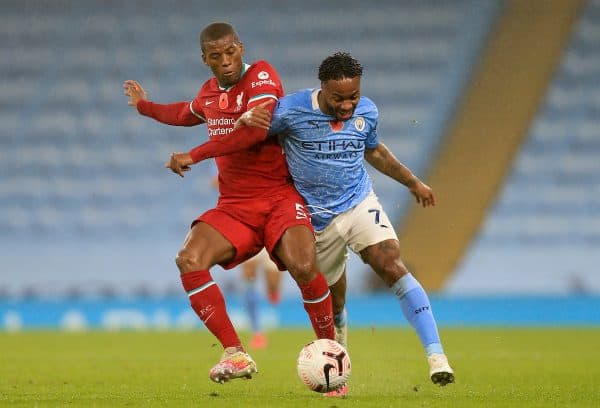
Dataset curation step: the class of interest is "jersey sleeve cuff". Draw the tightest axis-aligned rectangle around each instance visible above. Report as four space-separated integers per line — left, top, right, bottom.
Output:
136 99 151 116
247 93 278 107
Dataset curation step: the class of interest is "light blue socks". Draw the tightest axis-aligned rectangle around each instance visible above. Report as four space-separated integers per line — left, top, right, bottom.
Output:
391 273 443 356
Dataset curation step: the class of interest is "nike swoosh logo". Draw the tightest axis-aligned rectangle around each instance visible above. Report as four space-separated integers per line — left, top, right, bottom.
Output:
323 363 334 390
205 100 215 106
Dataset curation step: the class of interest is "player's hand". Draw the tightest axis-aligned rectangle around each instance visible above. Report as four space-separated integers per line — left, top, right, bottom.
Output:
408 178 436 208
165 152 193 178
235 100 274 130
123 80 148 106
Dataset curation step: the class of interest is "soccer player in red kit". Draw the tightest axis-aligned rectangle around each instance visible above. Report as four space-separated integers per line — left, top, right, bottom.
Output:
123 22 334 384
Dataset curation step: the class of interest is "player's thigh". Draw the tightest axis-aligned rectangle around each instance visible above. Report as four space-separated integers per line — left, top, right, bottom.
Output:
177 221 235 271
345 191 398 256
264 192 315 271
315 222 348 286
197 208 263 270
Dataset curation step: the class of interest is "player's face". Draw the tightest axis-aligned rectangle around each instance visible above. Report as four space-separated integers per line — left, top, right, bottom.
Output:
202 34 245 87
319 76 361 121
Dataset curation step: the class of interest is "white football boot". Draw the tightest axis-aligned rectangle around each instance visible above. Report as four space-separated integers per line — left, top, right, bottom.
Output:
428 353 455 386
209 347 257 383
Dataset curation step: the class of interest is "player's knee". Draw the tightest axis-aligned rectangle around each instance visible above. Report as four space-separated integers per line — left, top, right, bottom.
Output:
175 249 205 273
287 257 316 283
377 258 408 286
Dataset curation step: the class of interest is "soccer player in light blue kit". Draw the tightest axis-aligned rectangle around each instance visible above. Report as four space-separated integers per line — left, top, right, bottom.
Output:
238 52 454 395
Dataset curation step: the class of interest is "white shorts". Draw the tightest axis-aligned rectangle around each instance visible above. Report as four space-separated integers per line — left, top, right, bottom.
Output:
315 191 398 286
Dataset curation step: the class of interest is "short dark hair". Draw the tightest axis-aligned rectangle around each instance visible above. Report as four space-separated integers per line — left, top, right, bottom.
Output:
318 52 363 82
200 22 240 51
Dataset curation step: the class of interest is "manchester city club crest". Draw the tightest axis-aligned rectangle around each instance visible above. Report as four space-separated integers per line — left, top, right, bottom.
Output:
354 117 365 131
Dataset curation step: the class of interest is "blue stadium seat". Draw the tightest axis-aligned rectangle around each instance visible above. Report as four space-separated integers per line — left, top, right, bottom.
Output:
449 0 600 295
0 0 501 297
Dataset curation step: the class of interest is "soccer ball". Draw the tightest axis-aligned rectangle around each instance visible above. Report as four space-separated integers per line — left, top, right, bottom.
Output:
297 339 351 393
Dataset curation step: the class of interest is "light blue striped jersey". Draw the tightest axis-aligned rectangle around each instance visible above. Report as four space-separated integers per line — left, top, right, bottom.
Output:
270 88 379 231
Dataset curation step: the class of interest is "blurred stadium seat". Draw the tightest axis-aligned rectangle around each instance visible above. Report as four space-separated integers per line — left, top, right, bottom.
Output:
449 0 600 295
1 0 500 297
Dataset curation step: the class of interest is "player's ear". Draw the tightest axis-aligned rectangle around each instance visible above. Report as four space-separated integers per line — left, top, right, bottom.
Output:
201 53 208 65
238 42 245 55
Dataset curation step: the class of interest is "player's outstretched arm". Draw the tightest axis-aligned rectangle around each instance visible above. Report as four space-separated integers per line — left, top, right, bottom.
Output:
365 143 435 207
123 79 204 127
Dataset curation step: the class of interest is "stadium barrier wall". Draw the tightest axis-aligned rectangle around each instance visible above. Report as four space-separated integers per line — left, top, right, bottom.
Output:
1 295 598 331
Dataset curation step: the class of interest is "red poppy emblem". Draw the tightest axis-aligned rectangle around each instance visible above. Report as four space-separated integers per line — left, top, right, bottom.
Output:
219 93 228 109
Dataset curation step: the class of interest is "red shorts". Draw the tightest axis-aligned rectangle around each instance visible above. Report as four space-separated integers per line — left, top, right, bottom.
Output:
194 185 313 270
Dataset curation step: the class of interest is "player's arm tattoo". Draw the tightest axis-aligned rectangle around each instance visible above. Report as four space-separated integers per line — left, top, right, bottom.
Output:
365 143 417 187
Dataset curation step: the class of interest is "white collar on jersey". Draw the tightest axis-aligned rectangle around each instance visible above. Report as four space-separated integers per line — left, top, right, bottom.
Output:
311 88 320 110
218 63 251 91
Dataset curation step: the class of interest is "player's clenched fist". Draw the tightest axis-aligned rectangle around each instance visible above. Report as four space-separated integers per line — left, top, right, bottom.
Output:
165 152 193 178
235 100 274 130
123 80 148 106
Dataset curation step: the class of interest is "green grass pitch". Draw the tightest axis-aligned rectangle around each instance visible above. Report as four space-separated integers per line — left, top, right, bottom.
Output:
1 328 599 407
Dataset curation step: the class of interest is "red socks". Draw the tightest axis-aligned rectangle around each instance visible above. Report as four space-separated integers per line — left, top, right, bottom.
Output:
298 273 335 340
181 270 241 349
182 270 334 345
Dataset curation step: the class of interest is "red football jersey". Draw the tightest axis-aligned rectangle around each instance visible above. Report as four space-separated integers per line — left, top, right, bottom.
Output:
190 60 290 198
137 60 291 199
